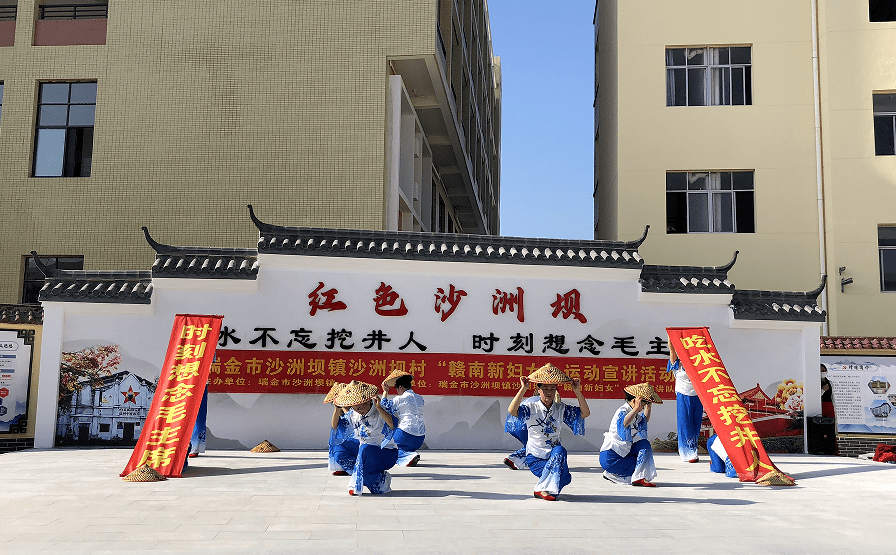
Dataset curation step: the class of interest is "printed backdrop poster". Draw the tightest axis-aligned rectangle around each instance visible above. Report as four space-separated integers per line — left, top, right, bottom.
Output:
667 327 794 485
825 362 896 434
121 314 222 478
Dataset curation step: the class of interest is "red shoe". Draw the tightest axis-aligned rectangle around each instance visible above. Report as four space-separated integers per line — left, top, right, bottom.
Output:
406 454 421 467
503 458 517 470
687 458 699 463
332 470 349 476
632 479 657 487
188 453 199 458
535 491 557 501
348 489 355 496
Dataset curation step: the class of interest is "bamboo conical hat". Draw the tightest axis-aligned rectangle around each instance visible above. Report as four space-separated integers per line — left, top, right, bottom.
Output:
250 439 280 453
623 383 663 404
323 382 347 404
756 470 796 486
333 380 379 407
527 363 571 385
122 464 167 482
383 369 412 387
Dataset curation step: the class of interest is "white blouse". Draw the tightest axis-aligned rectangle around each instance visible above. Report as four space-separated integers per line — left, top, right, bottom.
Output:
382 390 426 436
347 405 396 449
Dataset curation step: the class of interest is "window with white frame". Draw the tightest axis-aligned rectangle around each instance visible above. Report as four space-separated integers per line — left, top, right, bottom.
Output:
666 46 752 107
880 226 896 292
666 171 755 234
873 93 896 155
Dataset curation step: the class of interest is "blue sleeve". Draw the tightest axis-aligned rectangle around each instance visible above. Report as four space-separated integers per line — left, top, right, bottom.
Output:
505 402 530 443
615 408 633 442
380 397 398 416
636 414 648 437
666 359 680 373
563 405 585 436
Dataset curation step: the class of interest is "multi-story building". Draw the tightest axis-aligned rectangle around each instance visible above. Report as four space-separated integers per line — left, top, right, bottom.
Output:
594 0 896 336
0 0 501 304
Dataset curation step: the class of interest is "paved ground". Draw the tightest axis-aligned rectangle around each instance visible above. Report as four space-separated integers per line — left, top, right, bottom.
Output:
1 448 894 554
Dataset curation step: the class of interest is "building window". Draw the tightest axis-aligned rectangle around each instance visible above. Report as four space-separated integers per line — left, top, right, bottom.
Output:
0 4 15 21
666 46 752 106
99 423 110 433
33 81 96 177
870 0 896 22
666 171 755 234
881 226 896 291
22 254 84 303
38 3 107 20
873 93 896 155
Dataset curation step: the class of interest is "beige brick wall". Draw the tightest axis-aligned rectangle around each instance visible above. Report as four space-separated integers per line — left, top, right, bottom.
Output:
0 0 439 303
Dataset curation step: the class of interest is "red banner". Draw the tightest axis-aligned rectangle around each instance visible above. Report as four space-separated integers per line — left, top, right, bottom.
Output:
210 349 674 400
667 327 794 485
121 314 223 478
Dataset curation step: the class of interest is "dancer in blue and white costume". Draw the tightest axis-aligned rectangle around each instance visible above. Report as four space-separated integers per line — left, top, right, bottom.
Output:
325 382 359 476
380 371 426 467
667 341 703 463
506 363 589 501
333 381 398 496
600 383 661 487
188 383 209 458
707 433 737 478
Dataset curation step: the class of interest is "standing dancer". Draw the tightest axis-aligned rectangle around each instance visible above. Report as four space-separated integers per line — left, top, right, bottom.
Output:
667 340 703 463
506 363 590 501
325 382 358 476
380 370 425 467
333 381 398 496
599 383 662 487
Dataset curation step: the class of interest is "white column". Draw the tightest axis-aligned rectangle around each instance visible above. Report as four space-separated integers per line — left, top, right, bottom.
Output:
34 304 65 448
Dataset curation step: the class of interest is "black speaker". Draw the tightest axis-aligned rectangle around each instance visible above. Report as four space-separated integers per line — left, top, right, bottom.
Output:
807 416 837 455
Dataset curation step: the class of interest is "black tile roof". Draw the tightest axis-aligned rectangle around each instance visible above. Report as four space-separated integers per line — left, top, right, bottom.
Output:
143 227 259 280
248 205 648 269
0 304 43 325
32 252 153 305
639 251 738 294
730 276 827 322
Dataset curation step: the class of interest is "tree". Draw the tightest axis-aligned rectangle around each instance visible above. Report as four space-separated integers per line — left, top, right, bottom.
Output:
58 344 122 411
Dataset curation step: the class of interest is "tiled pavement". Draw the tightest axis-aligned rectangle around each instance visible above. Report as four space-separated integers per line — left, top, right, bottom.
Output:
1 449 894 554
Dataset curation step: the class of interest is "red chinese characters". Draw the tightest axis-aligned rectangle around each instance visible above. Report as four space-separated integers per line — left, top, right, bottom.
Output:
550 289 587 323
373 282 408 316
493 287 524 323
309 282 347 316
434 284 467 322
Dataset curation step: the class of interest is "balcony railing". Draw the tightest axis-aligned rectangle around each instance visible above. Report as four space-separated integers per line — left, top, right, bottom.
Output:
0 6 16 21
40 3 108 20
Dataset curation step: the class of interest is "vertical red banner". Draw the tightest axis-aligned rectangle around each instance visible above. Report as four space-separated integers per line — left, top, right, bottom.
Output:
121 314 223 478
666 327 794 485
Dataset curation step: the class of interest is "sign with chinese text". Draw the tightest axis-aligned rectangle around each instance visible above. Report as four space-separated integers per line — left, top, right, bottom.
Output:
210 350 676 399
121 314 222 478
667 326 793 484
826 362 896 434
0 329 35 434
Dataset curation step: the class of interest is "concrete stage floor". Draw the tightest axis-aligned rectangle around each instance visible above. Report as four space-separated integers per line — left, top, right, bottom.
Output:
1 449 893 554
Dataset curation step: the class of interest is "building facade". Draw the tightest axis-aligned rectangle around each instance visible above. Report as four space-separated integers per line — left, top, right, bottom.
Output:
0 0 501 304
594 0 896 336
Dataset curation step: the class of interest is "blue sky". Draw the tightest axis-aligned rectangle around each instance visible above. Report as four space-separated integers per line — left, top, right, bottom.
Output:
487 0 596 240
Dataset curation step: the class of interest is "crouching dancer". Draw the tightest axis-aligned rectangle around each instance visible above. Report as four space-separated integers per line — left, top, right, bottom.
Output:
325 382 358 476
332 381 398 496
506 363 590 501
599 383 662 487
380 370 425 467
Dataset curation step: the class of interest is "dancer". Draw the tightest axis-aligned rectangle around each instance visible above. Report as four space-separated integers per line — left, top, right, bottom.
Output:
325 382 358 476
599 383 662 487
667 339 703 462
707 433 737 478
333 381 398 496
503 422 530 471
380 370 425 467
188 383 209 458
506 363 590 501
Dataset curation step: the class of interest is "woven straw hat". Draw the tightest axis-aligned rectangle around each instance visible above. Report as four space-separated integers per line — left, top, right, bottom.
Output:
250 439 280 453
623 383 663 404
122 464 167 482
527 363 572 385
383 369 412 387
333 380 379 408
757 470 796 486
323 382 347 404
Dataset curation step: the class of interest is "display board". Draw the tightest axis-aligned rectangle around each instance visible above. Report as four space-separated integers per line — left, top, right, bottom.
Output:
0 329 35 433
825 361 896 434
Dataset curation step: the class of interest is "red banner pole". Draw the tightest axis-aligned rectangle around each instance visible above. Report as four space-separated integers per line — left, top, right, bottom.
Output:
666 326 794 486
121 314 223 478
